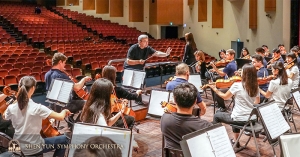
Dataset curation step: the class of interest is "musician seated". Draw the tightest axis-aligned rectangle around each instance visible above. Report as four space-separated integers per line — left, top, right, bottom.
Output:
260 61 293 110
262 45 272 57
252 55 269 103
290 46 300 71
255 47 268 68
161 83 212 150
73 136 122 157
102 65 139 128
166 63 206 116
0 93 14 138
240 47 251 60
278 44 287 55
81 78 129 127
209 49 237 112
4 76 71 157
267 48 285 69
285 53 299 89
208 64 260 148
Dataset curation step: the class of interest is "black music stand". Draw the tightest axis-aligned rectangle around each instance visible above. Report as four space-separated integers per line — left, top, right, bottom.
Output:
236 58 252 69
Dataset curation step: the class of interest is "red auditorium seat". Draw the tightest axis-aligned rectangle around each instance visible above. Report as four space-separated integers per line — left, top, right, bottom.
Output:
9 68 20 76
4 75 17 86
21 67 31 75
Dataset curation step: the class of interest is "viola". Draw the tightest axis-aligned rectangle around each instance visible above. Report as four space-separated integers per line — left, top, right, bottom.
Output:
61 70 89 100
0 86 16 115
160 101 177 113
40 119 60 138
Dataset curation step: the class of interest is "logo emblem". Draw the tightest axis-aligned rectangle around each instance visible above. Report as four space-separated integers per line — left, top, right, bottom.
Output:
8 139 21 153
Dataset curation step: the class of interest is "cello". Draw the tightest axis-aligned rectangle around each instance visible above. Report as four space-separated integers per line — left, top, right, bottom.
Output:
0 86 17 115
160 101 177 113
110 90 136 118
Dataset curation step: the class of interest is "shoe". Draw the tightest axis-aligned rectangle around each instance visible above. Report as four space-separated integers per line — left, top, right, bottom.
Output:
230 139 240 148
244 131 259 138
217 107 226 112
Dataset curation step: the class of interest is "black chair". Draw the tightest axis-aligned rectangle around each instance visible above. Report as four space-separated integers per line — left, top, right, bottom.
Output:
282 97 297 133
164 148 184 157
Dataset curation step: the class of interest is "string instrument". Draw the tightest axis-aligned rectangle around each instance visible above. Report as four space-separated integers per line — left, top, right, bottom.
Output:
284 59 296 69
241 54 251 60
62 70 89 100
95 73 102 79
267 56 280 65
41 119 60 138
0 86 17 115
257 75 276 85
46 59 52 66
164 76 176 84
211 60 231 68
110 93 136 118
160 101 177 113
201 76 242 89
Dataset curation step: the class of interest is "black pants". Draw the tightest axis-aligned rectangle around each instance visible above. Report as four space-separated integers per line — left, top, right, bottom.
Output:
112 114 135 129
212 112 247 133
213 88 229 109
0 114 14 138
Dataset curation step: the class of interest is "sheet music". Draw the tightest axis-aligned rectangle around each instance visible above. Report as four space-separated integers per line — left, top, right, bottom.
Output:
131 71 145 89
57 81 73 103
280 134 300 157
259 103 290 139
102 127 133 157
68 123 103 157
206 126 236 157
122 69 133 87
292 91 300 109
186 133 215 157
47 79 63 100
188 75 203 92
148 90 170 116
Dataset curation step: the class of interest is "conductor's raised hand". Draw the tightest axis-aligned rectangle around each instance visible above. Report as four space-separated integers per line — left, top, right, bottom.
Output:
165 47 172 56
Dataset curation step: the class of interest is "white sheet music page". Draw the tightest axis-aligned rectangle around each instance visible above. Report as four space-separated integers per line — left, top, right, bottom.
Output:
280 134 300 157
102 127 132 157
68 123 103 157
148 90 170 116
47 79 63 100
206 126 236 157
122 69 133 87
188 75 203 92
292 91 300 109
186 133 214 157
259 103 290 139
57 81 73 103
131 71 145 89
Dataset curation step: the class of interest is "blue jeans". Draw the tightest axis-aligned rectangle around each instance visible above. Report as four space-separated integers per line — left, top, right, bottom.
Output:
41 135 68 157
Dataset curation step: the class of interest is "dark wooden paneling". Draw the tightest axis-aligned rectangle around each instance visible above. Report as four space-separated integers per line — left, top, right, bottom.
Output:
149 0 157 25
249 0 257 29
188 0 194 6
83 0 95 10
110 0 123 17
212 0 223 28
67 0 79 6
56 0 65 6
129 0 144 22
96 0 109 14
156 0 183 25
198 0 207 22
265 0 276 12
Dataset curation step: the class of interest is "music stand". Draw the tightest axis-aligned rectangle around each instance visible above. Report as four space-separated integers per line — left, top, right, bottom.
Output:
235 58 252 69
147 88 172 117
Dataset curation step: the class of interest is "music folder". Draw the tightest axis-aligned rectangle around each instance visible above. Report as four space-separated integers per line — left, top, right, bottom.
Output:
279 133 300 157
68 123 133 157
122 69 146 89
46 78 73 105
147 89 172 117
180 124 236 157
188 74 203 92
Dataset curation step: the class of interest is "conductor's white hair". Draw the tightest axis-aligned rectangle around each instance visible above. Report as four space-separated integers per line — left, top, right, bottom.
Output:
138 34 148 42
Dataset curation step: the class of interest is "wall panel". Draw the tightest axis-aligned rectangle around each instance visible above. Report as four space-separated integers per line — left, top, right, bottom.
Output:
265 0 276 12
198 0 207 22
110 0 123 17
56 0 65 6
129 0 143 22
83 0 95 10
149 0 157 25
212 0 223 28
249 0 257 29
96 0 109 14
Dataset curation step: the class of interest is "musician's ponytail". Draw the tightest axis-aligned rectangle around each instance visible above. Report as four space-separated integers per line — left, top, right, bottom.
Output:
272 61 288 85
17 76 37 110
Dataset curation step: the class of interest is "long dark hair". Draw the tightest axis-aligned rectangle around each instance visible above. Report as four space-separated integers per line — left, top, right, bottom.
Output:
271 61 288 85
286 52 297 65
102 65 117 86
240 47 249 58
17 76 37 110
185 32 197 51
241 64 258 97
80 78 113 124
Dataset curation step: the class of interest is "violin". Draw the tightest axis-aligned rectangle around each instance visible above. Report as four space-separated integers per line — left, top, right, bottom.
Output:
267 56 280 65
284 59 296 69
164 76 176 84
62 70 89 100
110 93 136 118
257 75 276 85
201 76 242 89
160 101 177 113
211 60 231 68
